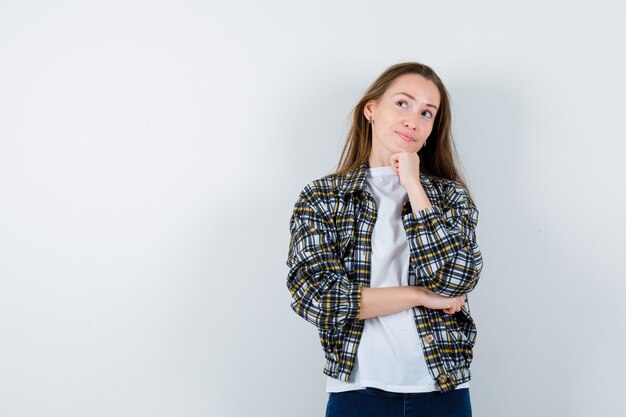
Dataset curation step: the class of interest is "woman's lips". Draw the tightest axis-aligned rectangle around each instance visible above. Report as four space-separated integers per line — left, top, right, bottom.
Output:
395 131 414 142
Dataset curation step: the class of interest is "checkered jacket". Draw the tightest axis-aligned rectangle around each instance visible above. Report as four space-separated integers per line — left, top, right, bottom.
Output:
285 160 483 392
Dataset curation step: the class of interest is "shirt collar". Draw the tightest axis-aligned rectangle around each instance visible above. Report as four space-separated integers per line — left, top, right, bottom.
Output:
337 160 369 198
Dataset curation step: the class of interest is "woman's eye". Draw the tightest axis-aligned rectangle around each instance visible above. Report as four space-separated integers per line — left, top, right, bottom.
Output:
396 100 408 109
423 110 433 119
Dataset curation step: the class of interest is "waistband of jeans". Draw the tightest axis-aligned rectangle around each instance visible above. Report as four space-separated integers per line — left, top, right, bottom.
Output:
362 387 469 398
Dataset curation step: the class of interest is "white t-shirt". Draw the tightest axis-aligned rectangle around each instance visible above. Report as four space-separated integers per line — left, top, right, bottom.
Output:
326 165 469 393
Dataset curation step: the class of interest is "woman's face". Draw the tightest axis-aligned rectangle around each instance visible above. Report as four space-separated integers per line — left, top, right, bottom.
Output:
365 73 441 166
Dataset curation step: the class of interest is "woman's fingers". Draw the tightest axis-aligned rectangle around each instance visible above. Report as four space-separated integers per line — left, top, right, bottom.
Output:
445 299 463 314
442 295 466 314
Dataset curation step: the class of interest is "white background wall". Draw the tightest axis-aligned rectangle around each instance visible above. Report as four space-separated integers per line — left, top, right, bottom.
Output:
1 1 624 416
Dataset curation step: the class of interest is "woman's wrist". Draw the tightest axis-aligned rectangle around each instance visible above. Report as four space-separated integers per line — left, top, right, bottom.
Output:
412 286 426 307
405 181 432 213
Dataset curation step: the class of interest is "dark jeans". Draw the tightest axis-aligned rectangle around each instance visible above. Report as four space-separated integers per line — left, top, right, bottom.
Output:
325 387 472 417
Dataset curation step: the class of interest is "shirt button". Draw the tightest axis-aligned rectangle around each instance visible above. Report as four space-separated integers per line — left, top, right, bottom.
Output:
424 334 434 344
437 374 448 384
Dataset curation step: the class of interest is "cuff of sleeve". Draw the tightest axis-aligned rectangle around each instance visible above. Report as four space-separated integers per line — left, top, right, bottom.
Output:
402 204 442 227
341 283 363 324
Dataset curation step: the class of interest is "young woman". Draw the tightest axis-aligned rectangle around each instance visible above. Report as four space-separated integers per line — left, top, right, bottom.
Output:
286 62 483 417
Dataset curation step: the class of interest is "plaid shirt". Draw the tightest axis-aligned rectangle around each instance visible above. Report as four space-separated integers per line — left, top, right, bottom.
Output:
285 159 483 392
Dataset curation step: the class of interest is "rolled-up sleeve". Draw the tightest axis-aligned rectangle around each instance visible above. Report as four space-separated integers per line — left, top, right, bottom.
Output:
285 188 362 331
402 181 483 297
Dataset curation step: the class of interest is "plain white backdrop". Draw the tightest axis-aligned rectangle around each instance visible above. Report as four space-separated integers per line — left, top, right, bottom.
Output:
1 1 625 416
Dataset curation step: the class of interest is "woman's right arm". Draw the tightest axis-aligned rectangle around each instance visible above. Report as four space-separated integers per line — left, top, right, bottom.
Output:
358 286 466 320
286 187 363 331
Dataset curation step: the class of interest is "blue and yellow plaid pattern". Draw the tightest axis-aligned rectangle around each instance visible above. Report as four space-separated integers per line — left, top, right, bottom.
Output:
286 160 483 392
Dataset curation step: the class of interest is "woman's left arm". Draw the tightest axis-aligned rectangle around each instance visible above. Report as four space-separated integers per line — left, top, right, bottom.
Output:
401 181 483 298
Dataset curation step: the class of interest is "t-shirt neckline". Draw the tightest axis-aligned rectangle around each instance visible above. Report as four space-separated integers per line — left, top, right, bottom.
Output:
367 165 396 177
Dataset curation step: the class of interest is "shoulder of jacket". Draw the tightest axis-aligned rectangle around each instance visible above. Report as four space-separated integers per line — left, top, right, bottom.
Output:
299 172 345 201
427 175 465 192
292 173 346 221
427 175 476 209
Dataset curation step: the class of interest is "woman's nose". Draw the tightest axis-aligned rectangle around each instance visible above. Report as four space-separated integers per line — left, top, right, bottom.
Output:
403 116 419 130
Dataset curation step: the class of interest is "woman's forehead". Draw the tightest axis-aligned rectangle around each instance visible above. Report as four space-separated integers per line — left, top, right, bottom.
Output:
385 74 440 102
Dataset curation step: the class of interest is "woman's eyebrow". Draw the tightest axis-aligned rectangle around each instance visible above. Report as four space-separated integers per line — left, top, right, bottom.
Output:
395 92 438 110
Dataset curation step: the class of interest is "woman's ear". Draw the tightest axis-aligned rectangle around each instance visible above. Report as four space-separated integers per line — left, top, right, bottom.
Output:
363 99 377 120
